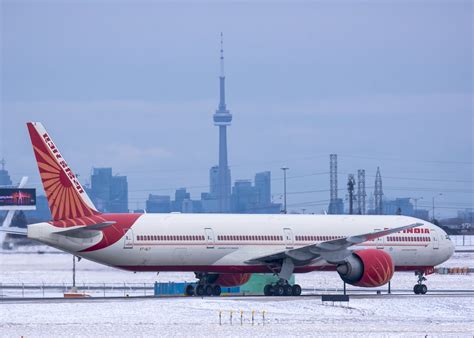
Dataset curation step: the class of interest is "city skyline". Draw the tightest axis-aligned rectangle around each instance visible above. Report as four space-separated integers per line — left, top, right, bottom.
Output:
1 1 472 217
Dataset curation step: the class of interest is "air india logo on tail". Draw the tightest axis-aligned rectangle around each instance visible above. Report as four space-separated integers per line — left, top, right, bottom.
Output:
27 122 99 222
42 133 84 194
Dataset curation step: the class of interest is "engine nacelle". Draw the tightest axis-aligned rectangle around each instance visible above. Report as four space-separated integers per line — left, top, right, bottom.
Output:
336 249 394 287
207 273 252 287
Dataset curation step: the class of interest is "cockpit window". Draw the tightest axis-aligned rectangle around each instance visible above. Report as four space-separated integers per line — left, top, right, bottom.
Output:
445 235 450 240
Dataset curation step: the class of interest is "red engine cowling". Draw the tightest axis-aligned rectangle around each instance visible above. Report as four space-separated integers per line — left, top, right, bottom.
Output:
213 273 252 287
336 249 394 287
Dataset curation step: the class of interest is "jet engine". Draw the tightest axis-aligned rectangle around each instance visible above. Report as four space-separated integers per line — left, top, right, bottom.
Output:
336 249 394 287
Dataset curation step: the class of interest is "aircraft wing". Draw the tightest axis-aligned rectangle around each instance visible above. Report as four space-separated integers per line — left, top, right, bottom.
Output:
245 222 423 265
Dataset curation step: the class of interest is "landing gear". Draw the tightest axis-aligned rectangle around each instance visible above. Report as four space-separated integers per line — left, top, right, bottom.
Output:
262 257 302 296
192 273 222 297
413 271 428 295
263 280 302 296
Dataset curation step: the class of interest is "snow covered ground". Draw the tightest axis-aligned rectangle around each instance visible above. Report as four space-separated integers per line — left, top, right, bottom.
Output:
1 295 473 337
1 250 473 336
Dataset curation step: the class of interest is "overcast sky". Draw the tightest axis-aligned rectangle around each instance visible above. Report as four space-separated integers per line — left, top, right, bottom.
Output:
1 1 472 217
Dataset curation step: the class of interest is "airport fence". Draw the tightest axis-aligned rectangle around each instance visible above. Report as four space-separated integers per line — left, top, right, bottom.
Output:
451 235 474 248
0 282 156 299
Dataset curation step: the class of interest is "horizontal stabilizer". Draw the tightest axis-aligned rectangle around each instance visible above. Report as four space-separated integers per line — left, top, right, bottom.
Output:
53 222 116 236
0 227 28 236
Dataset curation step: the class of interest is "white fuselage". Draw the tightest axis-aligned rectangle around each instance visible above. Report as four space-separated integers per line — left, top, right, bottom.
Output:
28 214 454 274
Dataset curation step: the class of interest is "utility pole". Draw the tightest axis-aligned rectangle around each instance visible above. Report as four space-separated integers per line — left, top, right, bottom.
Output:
411 197 423 214
432 193 443 222
72 255 76 289
281 167 289 214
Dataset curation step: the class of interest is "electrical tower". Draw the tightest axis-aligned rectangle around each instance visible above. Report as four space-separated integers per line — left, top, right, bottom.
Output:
330 154 338 202
374 167 383 215
357 169 366 215
328 154 341 214
347 174 355 215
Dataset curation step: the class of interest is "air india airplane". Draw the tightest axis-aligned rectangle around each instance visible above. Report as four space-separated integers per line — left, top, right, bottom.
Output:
2 122 454 296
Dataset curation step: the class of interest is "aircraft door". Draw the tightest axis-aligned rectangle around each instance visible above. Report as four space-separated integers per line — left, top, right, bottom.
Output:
123 229 134 249
204 228 215 249
283 228 294 249
374 229 384 249
431 229 439 249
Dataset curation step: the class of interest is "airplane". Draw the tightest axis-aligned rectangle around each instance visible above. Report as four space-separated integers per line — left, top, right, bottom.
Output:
1 122 454 296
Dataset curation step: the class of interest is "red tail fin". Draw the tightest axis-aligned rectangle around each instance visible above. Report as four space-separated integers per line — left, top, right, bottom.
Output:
27 122 100 221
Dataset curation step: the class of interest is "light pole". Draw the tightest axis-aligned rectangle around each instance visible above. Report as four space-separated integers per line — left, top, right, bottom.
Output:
411 197 423 213
432 193 443 222
281 167 289 214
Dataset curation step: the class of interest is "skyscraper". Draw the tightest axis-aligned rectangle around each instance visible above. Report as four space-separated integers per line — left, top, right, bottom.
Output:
0 158 12 186
212 33 232 213
255 171 271 206
90 168 128 213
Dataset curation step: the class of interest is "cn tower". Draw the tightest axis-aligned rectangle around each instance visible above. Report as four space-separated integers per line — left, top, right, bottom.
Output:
213 33 232 213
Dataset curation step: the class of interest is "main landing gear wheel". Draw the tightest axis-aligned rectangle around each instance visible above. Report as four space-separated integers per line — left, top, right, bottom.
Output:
275 285 285 296
185 284 195 296
205 285 213 296
212 285 222 296
263 283 302 297
193 273 222 297
283 285 293 296
264 284 274 296
291 284 302 296
413 271 428 295
196 285 205 296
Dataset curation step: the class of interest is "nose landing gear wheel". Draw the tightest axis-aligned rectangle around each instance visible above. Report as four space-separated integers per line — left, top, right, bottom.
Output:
413 271 428 295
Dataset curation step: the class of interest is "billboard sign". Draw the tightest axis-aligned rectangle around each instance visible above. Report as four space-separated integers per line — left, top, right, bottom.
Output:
0 188 37 210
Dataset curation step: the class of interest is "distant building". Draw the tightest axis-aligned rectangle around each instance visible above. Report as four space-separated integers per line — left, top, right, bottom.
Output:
146 195 171 213
328 198 344 214
229 175 281 214
458 209 474 223
232 180 258 213
173 188 191 212
255 171 271 206
383 198 414 216
414 209 430 221
201 192 219 213
90 168 128 213
0 158 12 186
